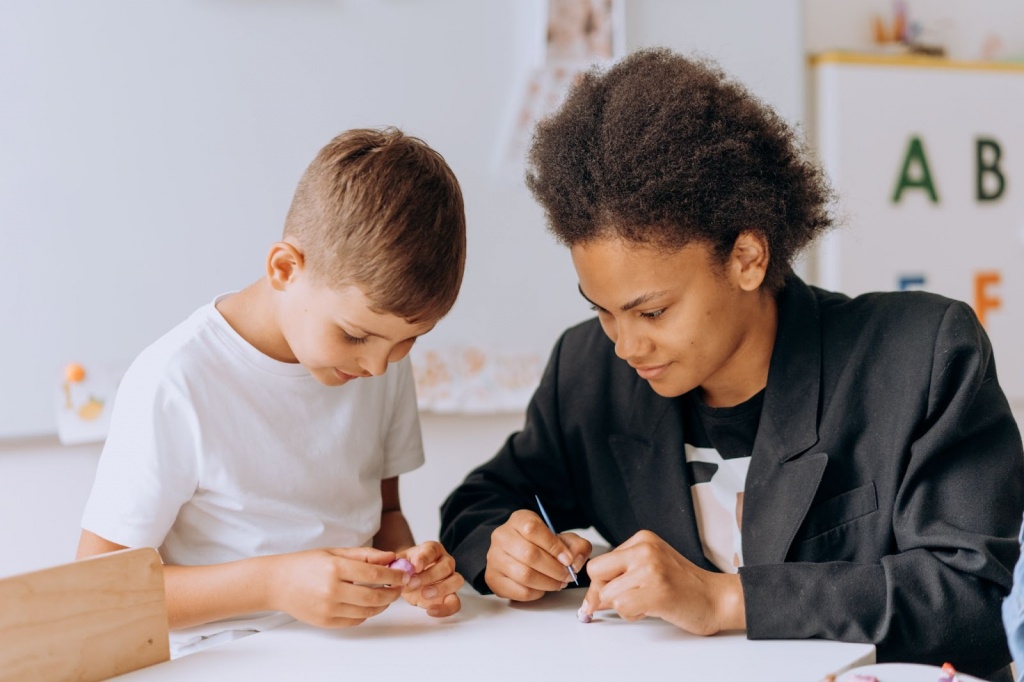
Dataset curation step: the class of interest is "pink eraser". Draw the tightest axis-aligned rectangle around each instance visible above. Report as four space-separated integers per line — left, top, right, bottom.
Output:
388 558 415 576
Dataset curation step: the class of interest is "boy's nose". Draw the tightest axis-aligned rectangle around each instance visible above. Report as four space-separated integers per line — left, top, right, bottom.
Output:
361 354 389 377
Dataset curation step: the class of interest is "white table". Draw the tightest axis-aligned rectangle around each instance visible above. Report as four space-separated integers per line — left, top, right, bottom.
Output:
117 588 875 681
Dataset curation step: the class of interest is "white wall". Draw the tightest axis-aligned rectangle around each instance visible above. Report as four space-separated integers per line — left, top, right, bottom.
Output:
0 0 805 575
0 1 572 437
0 0 803 439
0 438 100 577
628 0 804 124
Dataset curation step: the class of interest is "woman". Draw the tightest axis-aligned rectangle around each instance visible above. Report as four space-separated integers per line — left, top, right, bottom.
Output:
439 48 1023 680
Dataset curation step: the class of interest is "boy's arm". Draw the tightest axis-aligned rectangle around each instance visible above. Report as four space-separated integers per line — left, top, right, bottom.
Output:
373 477 415 553
77 528 268 628
76 529 127 558
77 529 407 630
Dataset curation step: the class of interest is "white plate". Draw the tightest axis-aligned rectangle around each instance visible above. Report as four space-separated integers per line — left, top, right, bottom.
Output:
837 663 985 682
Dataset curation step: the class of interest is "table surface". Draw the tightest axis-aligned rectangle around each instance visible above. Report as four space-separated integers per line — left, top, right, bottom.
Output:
115 587 875 681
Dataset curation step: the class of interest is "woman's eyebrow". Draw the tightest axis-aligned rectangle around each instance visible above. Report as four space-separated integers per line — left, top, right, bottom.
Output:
577 284 668 311
619 291 669 311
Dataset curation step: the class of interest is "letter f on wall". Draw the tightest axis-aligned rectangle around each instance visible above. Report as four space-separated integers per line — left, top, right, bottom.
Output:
974 271 1002 328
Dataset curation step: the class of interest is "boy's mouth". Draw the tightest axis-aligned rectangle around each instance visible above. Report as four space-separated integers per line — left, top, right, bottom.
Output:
334 368 361 382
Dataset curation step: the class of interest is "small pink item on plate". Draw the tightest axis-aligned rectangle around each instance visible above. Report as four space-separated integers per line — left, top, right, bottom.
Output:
577 604 592 623
388 558 415 576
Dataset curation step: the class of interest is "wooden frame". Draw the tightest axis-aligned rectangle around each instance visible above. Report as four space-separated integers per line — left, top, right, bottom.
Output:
0 548 169 681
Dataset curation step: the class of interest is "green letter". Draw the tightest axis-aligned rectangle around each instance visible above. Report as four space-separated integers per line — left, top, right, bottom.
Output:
892 136 939 204
976 138 1005 202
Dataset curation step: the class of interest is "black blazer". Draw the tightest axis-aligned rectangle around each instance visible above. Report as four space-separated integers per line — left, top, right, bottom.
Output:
440 276 1024 679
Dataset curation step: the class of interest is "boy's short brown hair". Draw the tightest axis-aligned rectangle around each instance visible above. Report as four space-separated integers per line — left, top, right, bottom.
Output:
285 127 466 323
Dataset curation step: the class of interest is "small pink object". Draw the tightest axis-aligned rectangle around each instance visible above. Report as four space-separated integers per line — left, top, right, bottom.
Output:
851 676 879 682
576 604 592 623
388 558 415 576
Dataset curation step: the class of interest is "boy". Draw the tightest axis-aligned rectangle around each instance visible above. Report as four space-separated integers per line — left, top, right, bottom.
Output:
439 49 1024 680
78 128 466 656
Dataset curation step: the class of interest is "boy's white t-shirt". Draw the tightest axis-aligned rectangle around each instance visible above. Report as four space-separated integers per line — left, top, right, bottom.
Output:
81 294 424 656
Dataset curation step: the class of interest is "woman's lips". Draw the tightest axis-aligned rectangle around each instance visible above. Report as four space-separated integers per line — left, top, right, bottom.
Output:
633 363 669 380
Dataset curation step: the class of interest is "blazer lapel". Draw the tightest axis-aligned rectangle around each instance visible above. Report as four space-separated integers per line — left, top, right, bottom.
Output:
608 379 714 570
743 277 829 566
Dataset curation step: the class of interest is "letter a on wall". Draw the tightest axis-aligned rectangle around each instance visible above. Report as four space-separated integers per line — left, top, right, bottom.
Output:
892 136 939 204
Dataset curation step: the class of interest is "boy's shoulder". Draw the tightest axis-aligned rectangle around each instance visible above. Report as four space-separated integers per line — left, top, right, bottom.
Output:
121 299 231 398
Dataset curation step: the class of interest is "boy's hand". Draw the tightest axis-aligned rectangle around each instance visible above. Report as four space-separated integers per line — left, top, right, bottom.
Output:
580 530 745 634
266 547 410 628
484 509 592 601
398 541 464 617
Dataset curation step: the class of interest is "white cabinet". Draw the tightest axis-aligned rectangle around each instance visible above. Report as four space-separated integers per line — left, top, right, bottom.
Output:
810 52 1024 407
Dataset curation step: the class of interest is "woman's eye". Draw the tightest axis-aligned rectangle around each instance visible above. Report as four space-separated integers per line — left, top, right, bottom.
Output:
640 309 665 319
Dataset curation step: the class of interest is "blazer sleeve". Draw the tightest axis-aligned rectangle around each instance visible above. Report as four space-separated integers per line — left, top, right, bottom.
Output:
739 300 1024 677
439 331 592 594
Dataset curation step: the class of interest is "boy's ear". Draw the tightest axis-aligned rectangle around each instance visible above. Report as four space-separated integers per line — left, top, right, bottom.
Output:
266 241 305 291
729 231 769 292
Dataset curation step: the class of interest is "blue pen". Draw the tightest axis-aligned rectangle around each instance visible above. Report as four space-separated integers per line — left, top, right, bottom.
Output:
534 494 579 585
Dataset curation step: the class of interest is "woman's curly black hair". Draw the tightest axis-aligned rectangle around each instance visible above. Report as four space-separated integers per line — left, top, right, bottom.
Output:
526 48 834 292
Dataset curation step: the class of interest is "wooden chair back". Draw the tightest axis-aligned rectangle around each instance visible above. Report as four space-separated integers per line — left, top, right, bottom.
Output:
0 547 169 681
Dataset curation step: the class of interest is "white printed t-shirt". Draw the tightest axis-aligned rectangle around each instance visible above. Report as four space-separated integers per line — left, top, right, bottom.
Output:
81 294 424 655
681 389 764 574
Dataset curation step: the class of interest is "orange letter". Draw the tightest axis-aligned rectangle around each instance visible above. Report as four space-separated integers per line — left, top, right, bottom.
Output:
974 271 1002 328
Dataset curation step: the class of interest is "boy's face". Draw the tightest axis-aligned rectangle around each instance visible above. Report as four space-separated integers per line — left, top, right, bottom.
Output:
277 273 435 387
570 234 776 406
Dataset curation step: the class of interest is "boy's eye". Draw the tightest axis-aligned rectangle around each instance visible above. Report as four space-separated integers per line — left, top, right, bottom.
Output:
640 309 665 319
341 330 369 345
590 304 608 314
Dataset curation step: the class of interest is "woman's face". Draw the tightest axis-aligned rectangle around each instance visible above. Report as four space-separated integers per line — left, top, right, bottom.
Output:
569 234 777 406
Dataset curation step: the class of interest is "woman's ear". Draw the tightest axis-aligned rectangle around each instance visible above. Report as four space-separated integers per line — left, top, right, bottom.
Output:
729 231 769 292
266 241 305 292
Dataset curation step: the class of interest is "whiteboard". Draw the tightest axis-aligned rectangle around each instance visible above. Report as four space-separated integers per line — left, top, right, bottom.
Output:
811 54 1024 403
0 0 803 438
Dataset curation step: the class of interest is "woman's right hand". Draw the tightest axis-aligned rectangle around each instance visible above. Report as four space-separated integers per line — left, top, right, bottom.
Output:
484 509 592 601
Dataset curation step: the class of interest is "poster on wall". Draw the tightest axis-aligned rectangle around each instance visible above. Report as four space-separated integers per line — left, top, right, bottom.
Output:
496 0 627 180
811 53 1024 405
54 362 120 445
410 346 545 414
